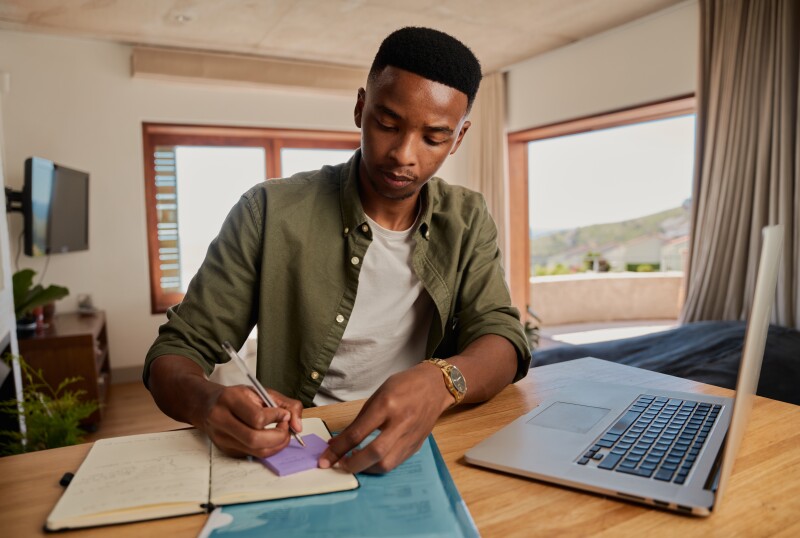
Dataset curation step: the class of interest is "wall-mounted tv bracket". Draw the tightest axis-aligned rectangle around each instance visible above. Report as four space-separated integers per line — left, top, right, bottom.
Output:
5 187 23 214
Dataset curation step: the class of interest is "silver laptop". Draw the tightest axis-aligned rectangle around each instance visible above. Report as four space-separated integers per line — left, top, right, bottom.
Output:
465 225 783 516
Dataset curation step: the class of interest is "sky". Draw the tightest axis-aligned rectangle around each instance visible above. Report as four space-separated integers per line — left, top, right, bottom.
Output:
174 147 352 291
527 114 696 233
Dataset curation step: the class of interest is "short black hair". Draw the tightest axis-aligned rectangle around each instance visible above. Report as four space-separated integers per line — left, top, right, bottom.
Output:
368 27 482 110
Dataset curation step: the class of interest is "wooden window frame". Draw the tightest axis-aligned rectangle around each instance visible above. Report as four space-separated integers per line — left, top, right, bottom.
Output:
506 95 696 314
142 123 360 314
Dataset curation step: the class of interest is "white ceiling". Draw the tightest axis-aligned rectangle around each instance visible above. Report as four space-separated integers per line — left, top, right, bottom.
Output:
0 0 684 72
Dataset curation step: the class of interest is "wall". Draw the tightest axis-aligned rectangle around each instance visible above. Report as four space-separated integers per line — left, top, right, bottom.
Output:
0 30 458 378
506 0 698 131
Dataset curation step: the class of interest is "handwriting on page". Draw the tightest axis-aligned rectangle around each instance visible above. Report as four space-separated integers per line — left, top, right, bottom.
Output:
261 434 328 476
50 430 210 518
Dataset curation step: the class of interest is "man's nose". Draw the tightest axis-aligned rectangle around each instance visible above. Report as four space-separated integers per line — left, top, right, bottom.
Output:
389 134 416 166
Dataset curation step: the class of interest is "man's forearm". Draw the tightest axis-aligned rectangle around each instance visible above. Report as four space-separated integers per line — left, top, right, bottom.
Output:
147 355 222 428
447 334 518 404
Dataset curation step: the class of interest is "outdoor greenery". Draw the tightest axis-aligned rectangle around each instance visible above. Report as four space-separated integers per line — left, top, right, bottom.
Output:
533 263 577 276
524 307 542 351
530 205 687 269
0 354 98 455
629 263 658 272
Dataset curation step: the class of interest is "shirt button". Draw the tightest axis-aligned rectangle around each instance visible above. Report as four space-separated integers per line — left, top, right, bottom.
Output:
351 256 360 265
361 224 369 233
336 314 344 323
311 371 320 380
425 230 430 240
343 227 349 235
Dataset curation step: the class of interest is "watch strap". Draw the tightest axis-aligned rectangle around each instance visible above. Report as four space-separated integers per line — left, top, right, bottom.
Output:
423 358 466 406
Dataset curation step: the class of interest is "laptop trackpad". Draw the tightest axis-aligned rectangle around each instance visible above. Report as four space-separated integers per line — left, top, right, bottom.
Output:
527 402 610 434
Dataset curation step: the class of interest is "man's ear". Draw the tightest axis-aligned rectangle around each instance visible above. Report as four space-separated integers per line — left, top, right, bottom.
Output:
354 88 366 128
450 120 471 155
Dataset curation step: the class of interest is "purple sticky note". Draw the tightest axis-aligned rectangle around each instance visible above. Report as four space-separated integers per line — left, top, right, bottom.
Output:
261 433 329 476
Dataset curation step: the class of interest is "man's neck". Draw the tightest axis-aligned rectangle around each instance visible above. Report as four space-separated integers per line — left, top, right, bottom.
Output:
361 196 420 231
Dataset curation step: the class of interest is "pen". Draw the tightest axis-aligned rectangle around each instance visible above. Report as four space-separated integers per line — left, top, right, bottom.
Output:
221 341 306 447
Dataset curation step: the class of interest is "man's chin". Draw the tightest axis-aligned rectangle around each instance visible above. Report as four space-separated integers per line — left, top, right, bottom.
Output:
377 187 416 201
369 176 418 201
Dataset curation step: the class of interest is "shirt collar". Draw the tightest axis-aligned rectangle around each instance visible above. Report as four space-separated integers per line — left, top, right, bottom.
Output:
340 149 433 241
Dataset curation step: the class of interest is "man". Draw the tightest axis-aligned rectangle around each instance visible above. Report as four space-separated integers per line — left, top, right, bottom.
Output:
144 27 531 474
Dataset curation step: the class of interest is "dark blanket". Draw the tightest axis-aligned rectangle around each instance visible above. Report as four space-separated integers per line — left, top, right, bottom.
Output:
532 321 800 405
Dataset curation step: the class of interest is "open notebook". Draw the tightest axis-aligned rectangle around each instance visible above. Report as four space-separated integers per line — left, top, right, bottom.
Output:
46 418 358 531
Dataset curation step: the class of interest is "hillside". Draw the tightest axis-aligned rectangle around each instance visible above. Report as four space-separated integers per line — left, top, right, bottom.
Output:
531 205 689 266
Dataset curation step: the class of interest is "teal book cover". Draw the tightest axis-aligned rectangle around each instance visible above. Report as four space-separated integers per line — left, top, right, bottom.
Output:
199 434 479 537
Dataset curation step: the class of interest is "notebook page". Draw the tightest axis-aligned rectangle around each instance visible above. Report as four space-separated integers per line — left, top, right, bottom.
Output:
47 429 210 528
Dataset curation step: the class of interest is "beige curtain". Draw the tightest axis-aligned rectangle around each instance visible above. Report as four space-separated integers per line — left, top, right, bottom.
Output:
466 72 511 271
682 0 799 330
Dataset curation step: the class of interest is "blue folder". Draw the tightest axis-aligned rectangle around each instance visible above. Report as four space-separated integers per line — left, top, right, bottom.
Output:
200 434 479 537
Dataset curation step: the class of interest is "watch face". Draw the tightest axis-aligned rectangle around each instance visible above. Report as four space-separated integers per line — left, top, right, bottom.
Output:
449 368 467 393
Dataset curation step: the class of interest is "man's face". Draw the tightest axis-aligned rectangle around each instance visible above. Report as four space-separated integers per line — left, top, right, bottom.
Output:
354 66 471 203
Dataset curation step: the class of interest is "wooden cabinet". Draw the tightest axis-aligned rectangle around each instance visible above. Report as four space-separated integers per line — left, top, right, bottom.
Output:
18 311 110 428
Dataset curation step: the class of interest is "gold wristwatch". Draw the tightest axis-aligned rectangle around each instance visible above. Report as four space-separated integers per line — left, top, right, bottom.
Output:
423 358 467 406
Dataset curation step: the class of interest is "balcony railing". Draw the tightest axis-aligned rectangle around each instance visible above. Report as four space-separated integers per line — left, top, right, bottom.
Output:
529 271 685 326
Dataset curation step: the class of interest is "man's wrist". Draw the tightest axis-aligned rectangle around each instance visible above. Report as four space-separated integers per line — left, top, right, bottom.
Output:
421 358 467 408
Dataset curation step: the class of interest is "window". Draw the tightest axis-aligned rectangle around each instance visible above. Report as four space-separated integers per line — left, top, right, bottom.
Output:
506 96 696 310
143 123 359 313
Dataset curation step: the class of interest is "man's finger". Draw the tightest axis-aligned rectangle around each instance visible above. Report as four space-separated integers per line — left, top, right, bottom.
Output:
337 430 403 474
318 414 385 469
225 386 289 429
212 426 291 459
269 390 304 433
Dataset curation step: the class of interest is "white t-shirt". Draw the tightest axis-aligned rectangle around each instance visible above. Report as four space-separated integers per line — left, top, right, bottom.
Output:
313 213 434 406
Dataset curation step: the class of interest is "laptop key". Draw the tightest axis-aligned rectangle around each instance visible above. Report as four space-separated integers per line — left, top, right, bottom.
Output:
597 452 623 470
578 457 590 465
617 466 654 478
608 410 642 436
654 468 675 481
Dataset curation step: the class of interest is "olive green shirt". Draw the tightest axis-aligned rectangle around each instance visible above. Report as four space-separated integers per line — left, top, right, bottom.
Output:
144 151 531 407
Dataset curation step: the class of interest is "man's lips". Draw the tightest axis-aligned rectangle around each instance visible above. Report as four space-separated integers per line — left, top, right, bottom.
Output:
381 171 416 187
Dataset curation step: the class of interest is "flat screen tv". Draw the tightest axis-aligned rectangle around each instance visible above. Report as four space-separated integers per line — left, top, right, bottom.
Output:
23 157 89 256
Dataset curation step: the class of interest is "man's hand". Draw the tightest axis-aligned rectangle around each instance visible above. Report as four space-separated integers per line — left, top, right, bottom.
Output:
317 334 518 474
148 355 304 459
318 363 452 474
202 385 305 458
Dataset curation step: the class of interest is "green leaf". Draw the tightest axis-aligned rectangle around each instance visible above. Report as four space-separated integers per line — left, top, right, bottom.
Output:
0 354 97 454
12 269 69 318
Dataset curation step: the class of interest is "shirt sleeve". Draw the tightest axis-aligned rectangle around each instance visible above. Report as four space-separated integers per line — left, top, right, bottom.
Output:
142 186 265 387
454 195 532 382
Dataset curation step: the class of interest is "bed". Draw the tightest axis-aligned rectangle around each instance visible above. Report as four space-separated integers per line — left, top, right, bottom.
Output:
531 321 800 405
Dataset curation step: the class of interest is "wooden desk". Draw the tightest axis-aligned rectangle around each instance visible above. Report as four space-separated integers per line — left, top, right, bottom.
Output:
1 358 798 537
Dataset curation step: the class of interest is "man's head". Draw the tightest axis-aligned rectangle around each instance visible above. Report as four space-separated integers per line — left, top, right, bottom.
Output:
356 27 482 211
368 27 482 112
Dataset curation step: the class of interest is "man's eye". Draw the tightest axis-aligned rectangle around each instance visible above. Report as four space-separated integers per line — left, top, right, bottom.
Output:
376 121 396 131
426 138 447 146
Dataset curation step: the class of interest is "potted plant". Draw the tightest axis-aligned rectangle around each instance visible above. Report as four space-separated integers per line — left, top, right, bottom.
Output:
12 269 69 333
0 354 98 454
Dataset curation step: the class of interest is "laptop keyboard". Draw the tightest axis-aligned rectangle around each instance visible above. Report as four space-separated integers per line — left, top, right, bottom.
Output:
577 395 721 485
